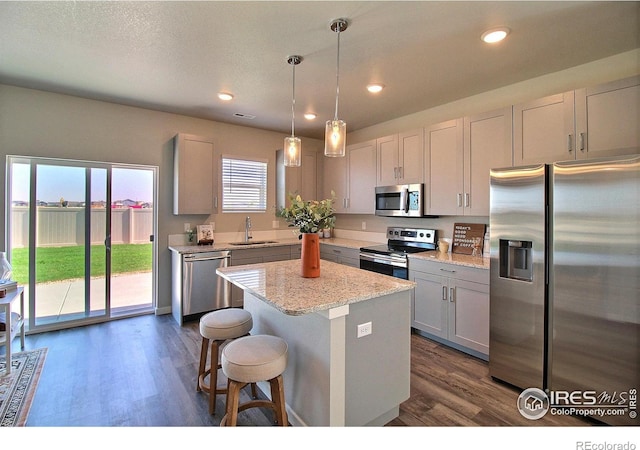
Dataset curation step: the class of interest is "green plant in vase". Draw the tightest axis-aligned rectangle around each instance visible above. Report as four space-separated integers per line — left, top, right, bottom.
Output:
278 192 336 237
279 192 336 277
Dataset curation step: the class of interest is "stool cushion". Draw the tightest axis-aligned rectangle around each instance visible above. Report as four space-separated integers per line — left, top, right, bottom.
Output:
199 308 253 341
222 335 288 384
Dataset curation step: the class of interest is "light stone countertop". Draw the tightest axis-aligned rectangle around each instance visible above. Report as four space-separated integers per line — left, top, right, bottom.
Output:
216 259 416 316
408 250 490 270
169 236 378 254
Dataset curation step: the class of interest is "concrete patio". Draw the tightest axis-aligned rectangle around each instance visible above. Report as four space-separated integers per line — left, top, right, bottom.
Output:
19 272 153 323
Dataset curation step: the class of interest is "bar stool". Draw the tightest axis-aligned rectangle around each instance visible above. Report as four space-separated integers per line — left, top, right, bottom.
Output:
220 334 289 426
197 308 253 415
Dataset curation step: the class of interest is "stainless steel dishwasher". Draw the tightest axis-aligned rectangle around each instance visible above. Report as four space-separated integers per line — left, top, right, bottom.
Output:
171 250 231 325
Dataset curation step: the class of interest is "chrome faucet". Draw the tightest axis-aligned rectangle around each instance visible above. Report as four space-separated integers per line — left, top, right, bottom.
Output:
245 216 253 242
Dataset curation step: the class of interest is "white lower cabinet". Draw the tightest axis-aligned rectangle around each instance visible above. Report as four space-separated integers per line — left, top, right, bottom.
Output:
320 244 360 268
229 245 297 307
410 258 489 358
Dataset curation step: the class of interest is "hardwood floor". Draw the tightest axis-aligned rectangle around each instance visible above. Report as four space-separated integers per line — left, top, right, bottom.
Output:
21 313 596 428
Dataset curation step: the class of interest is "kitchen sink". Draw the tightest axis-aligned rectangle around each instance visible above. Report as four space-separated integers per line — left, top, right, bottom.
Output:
228 240 278 246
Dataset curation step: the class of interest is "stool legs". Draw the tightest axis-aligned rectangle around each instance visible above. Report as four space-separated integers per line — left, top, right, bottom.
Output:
197 338 223 415
197 337 257 415
220 376 288 427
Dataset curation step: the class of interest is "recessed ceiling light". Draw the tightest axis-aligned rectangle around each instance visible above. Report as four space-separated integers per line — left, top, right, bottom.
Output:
217 92 234 101
481 27 510 44
304 113 317 120
367 84 384 93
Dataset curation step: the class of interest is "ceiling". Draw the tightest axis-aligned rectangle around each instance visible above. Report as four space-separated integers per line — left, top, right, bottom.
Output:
1 1 638 140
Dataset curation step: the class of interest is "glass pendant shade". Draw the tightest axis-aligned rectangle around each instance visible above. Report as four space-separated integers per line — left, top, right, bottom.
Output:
324 18 348 158
324 119 346 157
284 136 302 166
284 55 302 167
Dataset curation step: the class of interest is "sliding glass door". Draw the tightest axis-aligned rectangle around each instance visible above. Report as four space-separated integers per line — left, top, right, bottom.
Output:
7 156 157 332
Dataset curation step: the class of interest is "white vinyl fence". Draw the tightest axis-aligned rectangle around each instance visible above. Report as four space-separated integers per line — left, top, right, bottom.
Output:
11 206 153 248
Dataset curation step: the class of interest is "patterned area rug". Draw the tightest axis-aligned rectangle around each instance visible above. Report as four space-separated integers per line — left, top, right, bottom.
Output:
0 348 47 426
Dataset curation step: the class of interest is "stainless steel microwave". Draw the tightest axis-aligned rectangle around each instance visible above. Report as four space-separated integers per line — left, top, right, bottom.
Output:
375 184 424 217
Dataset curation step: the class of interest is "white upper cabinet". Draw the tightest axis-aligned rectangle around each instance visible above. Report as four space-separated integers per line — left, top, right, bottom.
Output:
346 139 377 214
377 133 399 186
322 153 348 213
425 108 512 217
575 75 640 159
276 148 318 210
377 129 424 186
173 133 217 215
514 75 640 165
322 139 376 214
513 91 576 166
463 107 513 216
425 119 464 216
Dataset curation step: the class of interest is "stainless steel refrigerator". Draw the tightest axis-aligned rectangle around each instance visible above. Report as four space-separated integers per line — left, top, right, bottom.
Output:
489 154 639 426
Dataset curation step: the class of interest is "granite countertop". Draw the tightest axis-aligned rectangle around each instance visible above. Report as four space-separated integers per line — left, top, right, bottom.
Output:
409 250 490 270
169 237 378 254
216 259 415 316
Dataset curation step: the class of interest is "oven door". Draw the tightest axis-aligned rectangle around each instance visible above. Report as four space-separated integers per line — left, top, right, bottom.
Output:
359 252 408 279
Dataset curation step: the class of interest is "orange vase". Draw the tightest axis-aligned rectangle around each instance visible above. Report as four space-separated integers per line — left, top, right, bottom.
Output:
300 233 320 278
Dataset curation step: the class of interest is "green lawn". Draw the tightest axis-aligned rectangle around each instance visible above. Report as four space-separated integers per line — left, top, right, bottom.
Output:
10 244 152 284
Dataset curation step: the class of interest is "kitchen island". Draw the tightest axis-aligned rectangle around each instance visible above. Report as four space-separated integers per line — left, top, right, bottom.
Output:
216 259 415 426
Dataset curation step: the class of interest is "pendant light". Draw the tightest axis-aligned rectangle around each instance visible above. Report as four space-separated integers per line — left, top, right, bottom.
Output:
324 18 348 158
284 55 303 167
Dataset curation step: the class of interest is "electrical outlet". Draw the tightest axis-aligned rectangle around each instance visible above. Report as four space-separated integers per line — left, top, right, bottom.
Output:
272 220 280 229
361 221 367 230
183 223 191 232
210 222 215 231
357 321 372 338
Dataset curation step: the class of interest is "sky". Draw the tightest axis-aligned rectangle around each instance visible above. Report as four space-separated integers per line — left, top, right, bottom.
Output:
11 163 153 203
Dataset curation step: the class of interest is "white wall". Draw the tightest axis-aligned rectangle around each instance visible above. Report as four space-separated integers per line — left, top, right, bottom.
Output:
1 49 637 313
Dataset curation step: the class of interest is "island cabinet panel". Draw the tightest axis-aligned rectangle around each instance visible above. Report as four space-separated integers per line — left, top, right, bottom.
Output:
410 259 489 359
242 288 411 427
216 259 415 426
320 243 360 267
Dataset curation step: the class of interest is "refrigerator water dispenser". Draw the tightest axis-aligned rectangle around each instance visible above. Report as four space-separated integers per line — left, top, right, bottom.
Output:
500 240 533 281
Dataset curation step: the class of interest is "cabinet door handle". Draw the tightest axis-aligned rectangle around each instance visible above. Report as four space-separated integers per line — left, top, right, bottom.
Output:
579 132 586 152
457 193 462 207
449 287 455 302
440 268 456 273
567 134 573 153
442 286 448 301
214 196 218 208
398 166 403 179
464 193 470 208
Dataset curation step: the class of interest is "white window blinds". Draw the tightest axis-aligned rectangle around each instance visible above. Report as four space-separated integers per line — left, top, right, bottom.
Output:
222 156 268 212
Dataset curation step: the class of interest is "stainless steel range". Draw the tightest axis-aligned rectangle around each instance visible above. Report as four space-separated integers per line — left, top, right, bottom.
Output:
359 227 436 279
